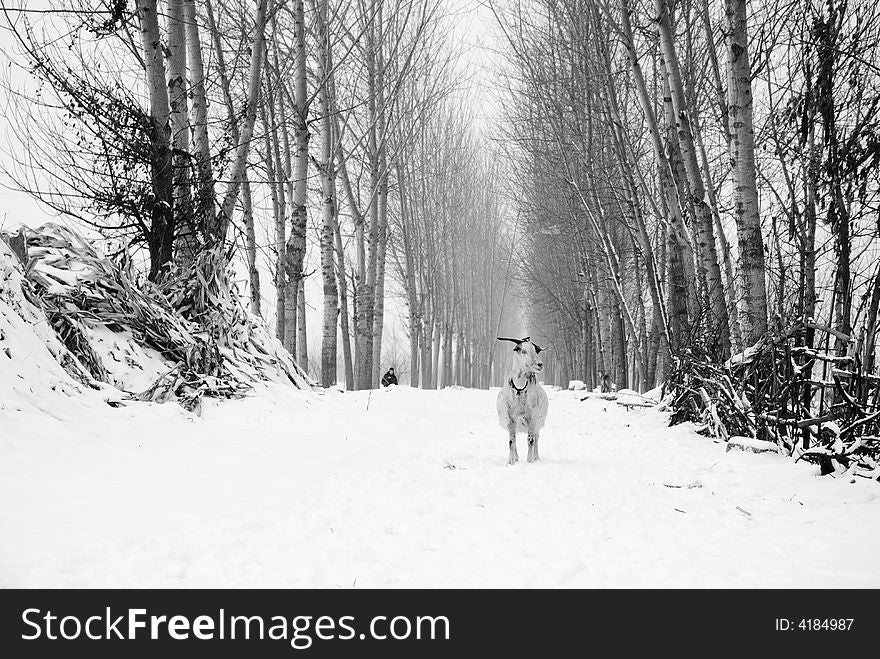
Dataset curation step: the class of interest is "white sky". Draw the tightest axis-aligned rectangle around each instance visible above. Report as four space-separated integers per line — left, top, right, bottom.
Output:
0 0 66 231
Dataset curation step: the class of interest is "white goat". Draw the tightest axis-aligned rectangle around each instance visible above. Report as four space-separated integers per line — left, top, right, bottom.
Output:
495 337 549 464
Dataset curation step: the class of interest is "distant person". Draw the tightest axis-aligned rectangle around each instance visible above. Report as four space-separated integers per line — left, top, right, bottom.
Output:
381 367 398 387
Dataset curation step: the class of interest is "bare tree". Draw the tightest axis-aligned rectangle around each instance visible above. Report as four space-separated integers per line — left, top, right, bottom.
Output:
724 0 769 343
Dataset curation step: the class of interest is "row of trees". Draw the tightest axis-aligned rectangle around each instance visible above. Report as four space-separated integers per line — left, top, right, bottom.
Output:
3 0 523 389
494 0 880 391
10 0 874 393
389 106 520 389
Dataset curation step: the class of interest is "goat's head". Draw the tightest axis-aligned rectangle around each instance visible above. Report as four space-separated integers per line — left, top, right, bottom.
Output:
497 336 545 374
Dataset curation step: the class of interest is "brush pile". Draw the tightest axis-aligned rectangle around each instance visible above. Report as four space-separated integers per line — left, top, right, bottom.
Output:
663 324 880 481
3 223 311 414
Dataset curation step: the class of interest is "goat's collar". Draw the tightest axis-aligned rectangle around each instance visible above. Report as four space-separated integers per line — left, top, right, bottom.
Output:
508 372 536 396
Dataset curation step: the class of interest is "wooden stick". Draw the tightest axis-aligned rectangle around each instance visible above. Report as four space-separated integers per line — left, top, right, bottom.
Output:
804 322 851 343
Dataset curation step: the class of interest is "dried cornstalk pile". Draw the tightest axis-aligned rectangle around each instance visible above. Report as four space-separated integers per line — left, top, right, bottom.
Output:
13 224 311 412
664 355 755 442
663 324 880 481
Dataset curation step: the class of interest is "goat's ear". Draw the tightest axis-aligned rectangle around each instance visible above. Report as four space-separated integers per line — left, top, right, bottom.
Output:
534 344 544 354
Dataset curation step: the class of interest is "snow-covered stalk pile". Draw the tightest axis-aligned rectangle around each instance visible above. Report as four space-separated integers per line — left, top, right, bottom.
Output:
4 224 311 413
663 324 880 480
1 231 95 398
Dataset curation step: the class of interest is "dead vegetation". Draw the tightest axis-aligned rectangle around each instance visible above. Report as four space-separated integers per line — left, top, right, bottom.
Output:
2 224 312 413
663 323 880 480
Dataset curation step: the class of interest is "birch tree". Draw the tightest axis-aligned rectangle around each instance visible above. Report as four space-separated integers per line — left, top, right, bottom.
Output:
724 0 769 343
166 0 193 258
138 0 175 280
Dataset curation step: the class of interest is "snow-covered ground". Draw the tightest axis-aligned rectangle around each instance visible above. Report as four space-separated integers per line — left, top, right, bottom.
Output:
2 382 879 588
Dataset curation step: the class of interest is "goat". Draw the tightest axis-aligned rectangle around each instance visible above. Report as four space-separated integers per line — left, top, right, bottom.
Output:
495 337 549 465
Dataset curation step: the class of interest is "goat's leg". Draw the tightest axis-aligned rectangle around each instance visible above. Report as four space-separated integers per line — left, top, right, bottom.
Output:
527 430 540 462
507 427 518 465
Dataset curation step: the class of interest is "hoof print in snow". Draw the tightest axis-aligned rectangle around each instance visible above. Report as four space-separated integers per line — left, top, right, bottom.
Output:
726 436 779 455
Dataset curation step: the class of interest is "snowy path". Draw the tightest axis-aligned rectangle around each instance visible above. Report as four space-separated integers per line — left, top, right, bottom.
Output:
2 385 879 587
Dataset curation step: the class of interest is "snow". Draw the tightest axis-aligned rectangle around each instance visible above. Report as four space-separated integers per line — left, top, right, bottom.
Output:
726 342 761 368
2 237 879 587
81 324 170 393
2 381 879 588
568 379 587 390
643 385 664 401
0 241 87 403
728 436 780 454
615 388 659 407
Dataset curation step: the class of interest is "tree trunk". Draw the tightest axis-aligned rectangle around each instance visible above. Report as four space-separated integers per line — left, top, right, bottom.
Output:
431 319 441 389
260 102 285 342
316 0 338 387
410 318 421 387
321 186 339 387
863 262 880 372
693 106 742 351
421 315 432 389
360 0 382 388
616 0 688 358
801 82 818 346
334 228 354 389
832 200 852 355
399 165 421 388
297 278 308 370
242 172 260 316
203 0 235 245
371 167 389 385
656 0 730 357
215 0 273 245
182 0 214 251
724 0 769 345
267 78 292 351
138 0 174 281
332 125 361 389
286 0 309 360
337 133 370 390
166 0 192 259
596 27 668 383
443 321 453 388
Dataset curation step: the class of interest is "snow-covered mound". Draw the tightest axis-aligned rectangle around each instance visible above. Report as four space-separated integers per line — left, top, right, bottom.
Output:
727 436 780 454
616 388 658 407
2 224 312 412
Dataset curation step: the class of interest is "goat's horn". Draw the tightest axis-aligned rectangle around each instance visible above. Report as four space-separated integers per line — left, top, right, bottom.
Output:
496 337 523 344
